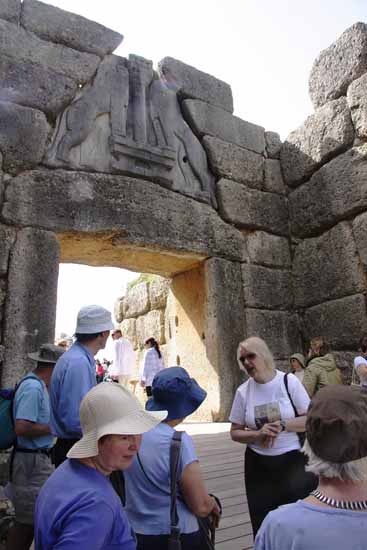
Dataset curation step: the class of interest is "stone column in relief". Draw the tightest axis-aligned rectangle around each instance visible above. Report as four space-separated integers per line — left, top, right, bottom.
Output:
2 228 60 386
129 55 153 144
204 258 245 420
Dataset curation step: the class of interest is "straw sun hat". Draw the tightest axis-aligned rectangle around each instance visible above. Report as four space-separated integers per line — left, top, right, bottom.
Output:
67 382 167 459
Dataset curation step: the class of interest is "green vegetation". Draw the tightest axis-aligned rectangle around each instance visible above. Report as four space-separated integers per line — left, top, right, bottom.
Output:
126 273 159 290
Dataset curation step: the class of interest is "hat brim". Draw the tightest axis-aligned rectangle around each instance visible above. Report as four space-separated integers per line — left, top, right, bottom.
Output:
146 381 207 421
27 352 57 364
75 321 115 334
67 408 167 459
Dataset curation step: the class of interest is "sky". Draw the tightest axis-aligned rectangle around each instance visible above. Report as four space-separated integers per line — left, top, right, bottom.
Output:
53 0 367 336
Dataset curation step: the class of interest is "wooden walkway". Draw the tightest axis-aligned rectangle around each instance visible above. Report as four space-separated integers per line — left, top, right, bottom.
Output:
192 430 253 550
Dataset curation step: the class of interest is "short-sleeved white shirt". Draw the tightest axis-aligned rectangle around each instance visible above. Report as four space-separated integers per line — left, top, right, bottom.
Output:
353 356 367 386
229 370 310 456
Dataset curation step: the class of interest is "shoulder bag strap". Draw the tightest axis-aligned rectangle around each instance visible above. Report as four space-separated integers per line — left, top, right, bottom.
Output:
283 373 299 417
170 431 183 534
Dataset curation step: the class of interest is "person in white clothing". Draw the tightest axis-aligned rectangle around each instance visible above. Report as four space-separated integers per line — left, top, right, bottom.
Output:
140 337 165 397
353 335 367 387
109 329 136 386
289 353 306 382
229 336 317 538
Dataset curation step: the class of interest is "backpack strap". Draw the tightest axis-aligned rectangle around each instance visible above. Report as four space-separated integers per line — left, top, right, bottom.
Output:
169 431 183 542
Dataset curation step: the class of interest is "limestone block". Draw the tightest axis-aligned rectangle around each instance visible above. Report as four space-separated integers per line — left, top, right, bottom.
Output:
0 19 99 84
302 294 367 350
123 283 150 319
2 228 60 387
263 159 286 194
293 223 365 308
3 170 246 263
309 23 367 108
136 310 165 346
204 258 244 418
281 98 354 187
0 0 20 23
159 57 233 113
149 277 170 310
289 146 367 238
120 318 137 349
114 296 124 323
0 224 16 276
242 265 292 310
353 211 367 270
265 131 282 159
217 179 288 236
0 102 49 174
244 308 301 359
347 72 367 139
183 100 265 154
203 136 264 190
0 344 3 362
21 0 123 56
0 56 78 117
246 231 291 268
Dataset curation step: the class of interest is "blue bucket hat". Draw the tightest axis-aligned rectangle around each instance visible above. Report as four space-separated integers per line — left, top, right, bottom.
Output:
146 367 207 421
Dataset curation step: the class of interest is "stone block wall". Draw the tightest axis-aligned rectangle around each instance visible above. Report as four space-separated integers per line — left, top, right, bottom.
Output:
280 22 367 379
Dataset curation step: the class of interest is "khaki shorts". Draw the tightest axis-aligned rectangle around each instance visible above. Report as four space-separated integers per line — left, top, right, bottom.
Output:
11 451 54 525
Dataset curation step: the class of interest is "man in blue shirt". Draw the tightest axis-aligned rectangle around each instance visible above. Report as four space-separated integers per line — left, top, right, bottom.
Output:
6 343 65 550
50 304 114 466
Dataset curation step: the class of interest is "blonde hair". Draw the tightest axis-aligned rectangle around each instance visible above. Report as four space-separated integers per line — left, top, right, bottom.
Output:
237 336 276 373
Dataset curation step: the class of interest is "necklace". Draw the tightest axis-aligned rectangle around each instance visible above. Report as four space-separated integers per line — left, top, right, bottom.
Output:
311 489 367 511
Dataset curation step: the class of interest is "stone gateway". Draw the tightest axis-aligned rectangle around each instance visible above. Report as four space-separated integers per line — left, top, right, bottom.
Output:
0 3 366 421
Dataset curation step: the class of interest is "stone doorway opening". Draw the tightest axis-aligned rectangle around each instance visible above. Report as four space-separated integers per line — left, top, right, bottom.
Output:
55 233 242 421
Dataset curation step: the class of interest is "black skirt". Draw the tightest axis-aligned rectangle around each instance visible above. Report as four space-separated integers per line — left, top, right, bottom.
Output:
245 445 317 538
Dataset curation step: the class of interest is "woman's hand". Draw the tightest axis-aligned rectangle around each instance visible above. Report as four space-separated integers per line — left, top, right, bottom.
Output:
256 422 281 447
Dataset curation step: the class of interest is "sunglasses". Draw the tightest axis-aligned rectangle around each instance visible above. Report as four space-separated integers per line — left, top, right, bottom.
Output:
239 352 257 365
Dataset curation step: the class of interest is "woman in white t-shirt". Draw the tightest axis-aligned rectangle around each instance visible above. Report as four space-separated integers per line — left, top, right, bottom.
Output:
229 336 317 538
353 335 367 387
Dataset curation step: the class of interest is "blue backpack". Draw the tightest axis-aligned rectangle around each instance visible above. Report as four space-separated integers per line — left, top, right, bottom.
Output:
0 376 42 450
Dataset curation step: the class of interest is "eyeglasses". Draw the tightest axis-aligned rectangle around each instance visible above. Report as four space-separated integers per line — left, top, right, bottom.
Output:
239 352 256 365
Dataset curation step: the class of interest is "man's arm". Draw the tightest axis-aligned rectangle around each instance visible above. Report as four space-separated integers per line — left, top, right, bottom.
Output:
15 419 51 438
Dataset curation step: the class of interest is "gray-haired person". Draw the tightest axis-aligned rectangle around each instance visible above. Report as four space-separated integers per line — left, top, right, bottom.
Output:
255 385 367 550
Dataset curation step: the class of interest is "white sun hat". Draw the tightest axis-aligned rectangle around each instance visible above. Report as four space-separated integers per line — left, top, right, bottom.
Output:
67 382 167 459
75 305 114 334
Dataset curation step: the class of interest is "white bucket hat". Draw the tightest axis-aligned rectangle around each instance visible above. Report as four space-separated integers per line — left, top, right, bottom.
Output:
75 305 114 334
67 382 167 459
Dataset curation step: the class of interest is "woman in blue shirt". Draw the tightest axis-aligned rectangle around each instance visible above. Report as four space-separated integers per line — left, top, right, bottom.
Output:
35 382 166 550
124 367 221 550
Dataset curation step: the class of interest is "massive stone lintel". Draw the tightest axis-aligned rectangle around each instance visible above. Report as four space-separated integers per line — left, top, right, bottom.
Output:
21 0 123 56
2 170 245 263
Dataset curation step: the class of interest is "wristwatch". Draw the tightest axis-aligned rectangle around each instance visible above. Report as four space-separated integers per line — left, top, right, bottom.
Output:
280 420 287 432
